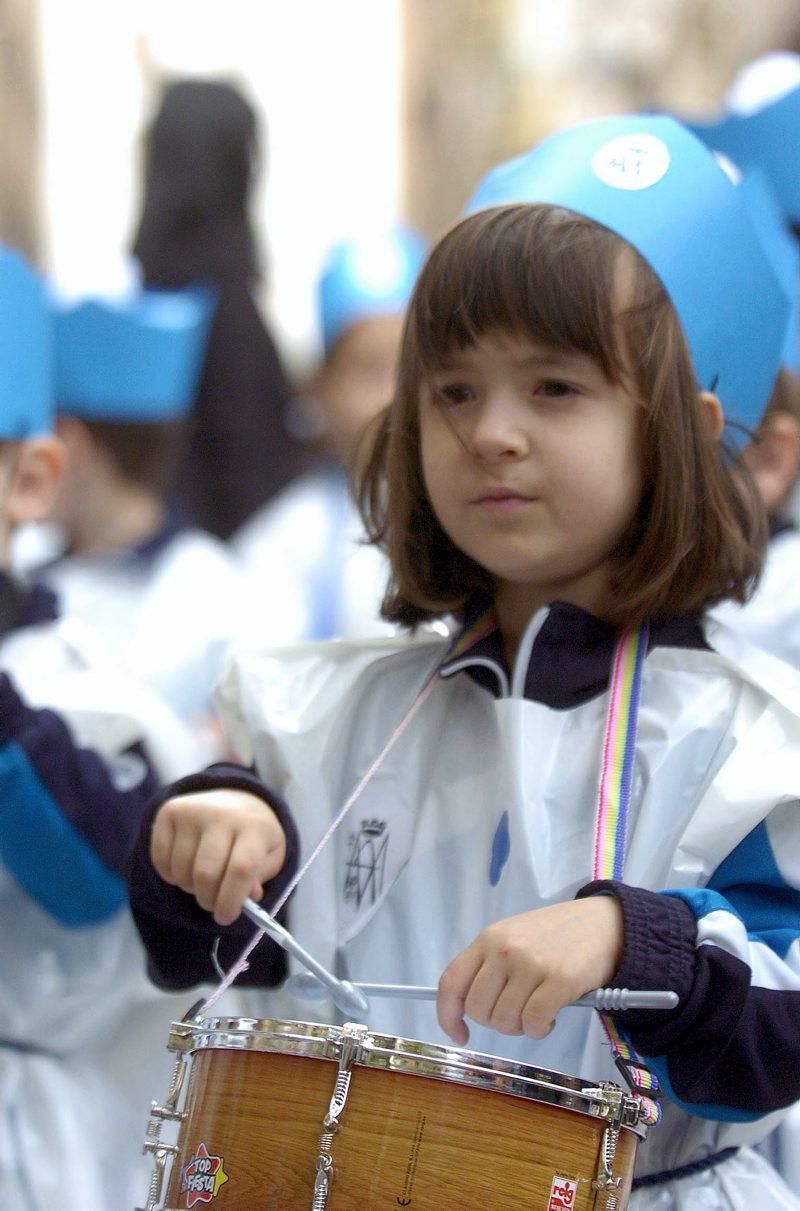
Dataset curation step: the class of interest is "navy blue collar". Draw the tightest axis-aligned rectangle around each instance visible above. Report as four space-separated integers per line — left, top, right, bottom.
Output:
439 596 709 709
129 511 186 564
42 510 187 572
0 571 59 638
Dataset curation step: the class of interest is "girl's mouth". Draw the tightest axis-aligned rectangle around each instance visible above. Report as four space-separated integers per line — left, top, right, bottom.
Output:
473 488 536 512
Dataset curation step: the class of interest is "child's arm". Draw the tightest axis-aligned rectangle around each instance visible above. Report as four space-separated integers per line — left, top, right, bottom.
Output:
439 808 800 1122
577 810 800 1121
0 672 161 926
126 762 300 991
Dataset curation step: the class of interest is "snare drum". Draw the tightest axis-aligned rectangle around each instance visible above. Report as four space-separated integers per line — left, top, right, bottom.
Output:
142 1016 646 1210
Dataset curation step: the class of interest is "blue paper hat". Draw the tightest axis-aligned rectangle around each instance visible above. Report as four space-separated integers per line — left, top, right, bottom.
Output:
319 226 427 354
0 248 52 438
465 114 788 446
739 169 800 372
685 88 800 226
52 286 216 421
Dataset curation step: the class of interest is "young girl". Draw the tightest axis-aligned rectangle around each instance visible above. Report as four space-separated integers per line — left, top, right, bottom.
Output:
127 115 800 1209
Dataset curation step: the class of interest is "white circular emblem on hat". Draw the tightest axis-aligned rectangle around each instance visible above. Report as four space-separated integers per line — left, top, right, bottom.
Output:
592 134 671 191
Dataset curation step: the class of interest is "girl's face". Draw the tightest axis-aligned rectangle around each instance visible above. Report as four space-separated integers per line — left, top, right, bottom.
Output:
419 329 644 627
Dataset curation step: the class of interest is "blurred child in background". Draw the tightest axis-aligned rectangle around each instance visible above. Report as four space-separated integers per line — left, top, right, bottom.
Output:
713 370 800 672
0 246 203 1211
688 57 800 672
234 226 427 641
687 56 800 1194
29 279 254 755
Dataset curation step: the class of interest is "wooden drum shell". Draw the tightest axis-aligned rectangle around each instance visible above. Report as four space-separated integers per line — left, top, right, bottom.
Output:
162 1021 642 1210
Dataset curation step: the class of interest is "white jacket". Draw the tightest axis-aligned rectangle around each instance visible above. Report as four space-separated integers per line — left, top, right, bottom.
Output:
0 609 203 1211
35 526 255 747
233 466 395 642
215 605 800 1210
714 526 800 671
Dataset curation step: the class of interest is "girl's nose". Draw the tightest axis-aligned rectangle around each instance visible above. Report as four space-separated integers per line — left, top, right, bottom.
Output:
467 393 528 460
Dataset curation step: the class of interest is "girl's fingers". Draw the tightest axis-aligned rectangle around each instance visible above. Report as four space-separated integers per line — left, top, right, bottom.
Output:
213 832 269 926
485 970 545 1036
149 812 176 882
259 823 287 879
521 977 574 1040
192 824 236 914
463 961 512 1033
437 946 484 1045
166 826 202 893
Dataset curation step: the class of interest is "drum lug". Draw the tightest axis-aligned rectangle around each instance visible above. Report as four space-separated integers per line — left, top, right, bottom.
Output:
148 1101 187 1126
313 1156 333 1211
591 1123 624 1210
139 1139 179 1211
138 1041 191 1211
311 1023 369 1209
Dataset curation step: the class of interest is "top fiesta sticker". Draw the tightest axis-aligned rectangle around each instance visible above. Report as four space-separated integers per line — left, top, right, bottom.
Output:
179 1142 230 1207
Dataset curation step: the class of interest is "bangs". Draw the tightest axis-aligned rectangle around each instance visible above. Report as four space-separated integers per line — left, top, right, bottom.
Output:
408 204 649 383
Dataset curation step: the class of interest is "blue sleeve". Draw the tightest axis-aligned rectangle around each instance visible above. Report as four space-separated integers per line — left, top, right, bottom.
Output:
0 671 162 927
579 808 800 1122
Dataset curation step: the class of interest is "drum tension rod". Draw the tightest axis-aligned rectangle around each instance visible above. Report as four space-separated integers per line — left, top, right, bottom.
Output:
312 1024 369 1211
138 1021 197 1211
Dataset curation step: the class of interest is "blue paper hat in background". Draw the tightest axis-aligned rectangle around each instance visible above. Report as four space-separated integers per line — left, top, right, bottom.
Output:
739 169 800 372
465 113 788 447
0 247 52 439
319 226 427 355
684 53 800 226
52 286 216 422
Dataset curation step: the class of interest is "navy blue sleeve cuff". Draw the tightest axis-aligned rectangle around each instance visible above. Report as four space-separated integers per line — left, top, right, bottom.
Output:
578 882 800 1114
576 879 697 1046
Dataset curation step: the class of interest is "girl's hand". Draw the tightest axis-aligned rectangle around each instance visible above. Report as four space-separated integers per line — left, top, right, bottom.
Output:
150 789 287 927
437 897 624 1046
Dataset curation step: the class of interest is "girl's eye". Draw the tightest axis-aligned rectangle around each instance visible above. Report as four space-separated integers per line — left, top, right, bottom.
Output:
537 379 575 399
435 382 474 406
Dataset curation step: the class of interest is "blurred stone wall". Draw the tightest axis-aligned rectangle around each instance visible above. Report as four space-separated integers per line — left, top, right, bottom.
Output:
0 0 40 261
403 0 800 239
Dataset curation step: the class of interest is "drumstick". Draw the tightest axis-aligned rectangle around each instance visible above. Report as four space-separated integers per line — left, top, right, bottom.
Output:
285 971 679 1011
243 899 679 1016
242 897 369 1017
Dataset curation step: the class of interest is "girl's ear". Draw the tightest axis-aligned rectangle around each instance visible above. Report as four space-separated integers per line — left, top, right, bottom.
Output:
6 436 66 527
698 390 725 440
741 408 800 514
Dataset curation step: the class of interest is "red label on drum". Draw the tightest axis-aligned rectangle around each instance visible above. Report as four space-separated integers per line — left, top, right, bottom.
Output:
548 1175 578 1209
179 1142 230 1207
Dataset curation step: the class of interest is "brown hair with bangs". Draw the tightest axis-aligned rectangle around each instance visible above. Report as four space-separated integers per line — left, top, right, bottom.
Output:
356 204 766 630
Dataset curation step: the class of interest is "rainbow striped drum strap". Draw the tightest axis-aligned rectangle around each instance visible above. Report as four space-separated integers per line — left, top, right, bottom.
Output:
593 622 662 1126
